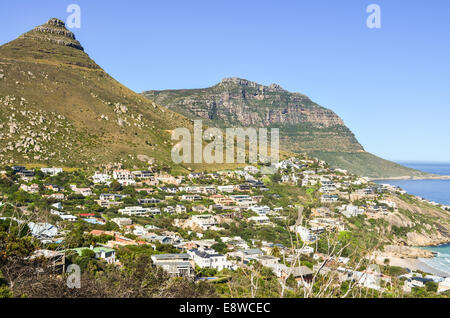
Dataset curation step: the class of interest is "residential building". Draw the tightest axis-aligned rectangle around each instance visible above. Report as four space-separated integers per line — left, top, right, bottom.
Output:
138 198 161 204
321 194 339 203
99 193 127 201
237 249 264 262
28 222 58 238
113 170 135 186
132 170 153 179
41 167 63 176
218 185 235 193
92 172 111 184
186 214 218 231
255 255 279 267
341 205 365 218
181 194 202 201
72 246 116 264
59 214 77 222
70 185 92 197
118 206 151 216
249 205 270 215
111 217 133 227
31 249 65 273
188 247 232 271
95 200 123 208
176 205 187 213
151 254 195 278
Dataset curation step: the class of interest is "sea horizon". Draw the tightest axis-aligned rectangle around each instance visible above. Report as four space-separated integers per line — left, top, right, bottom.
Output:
375 162 450 205
377 163 450 277
397 161 450 176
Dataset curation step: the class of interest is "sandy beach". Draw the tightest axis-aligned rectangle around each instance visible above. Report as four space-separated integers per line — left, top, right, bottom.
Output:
375 255 449 277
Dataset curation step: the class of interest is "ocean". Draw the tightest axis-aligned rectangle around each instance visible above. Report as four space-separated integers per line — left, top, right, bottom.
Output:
375 162 450 277
374 162 450 205
420 244 450 277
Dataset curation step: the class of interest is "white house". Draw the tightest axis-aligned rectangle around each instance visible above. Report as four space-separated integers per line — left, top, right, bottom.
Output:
249 205 271 215
151 254 195 278
217 185 235 193
99 193 127 201
92 172 111 184
111 217 132 227
321 194 339 203
113 170 135 186
341 205 365 218
59 214 77 222
248 215 270 224
181 194 202 201
230 195 255 207
41 167 63 176
188 247 232 271
70 185 93 197
438 278 450 293
73 246 116 264
51 202 63 210
244 166 260 174
118 206 151 216
176 204 187 213
189 214 218 231
131 170 153 179
28 222 58 238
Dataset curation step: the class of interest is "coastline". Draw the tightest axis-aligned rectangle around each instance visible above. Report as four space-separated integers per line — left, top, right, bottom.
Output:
374 255 449 277
370 175 450 181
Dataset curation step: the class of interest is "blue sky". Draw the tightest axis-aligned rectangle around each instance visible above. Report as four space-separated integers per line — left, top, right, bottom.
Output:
1 0 449 162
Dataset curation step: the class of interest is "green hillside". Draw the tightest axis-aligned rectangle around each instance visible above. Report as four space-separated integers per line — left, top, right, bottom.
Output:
0 18 192 171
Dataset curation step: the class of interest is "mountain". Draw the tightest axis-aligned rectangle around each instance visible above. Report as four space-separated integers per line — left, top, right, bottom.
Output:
142 78 427 178
0 18 192 170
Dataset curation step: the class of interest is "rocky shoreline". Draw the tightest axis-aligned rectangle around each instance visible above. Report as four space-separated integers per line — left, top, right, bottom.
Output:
382 245 435 259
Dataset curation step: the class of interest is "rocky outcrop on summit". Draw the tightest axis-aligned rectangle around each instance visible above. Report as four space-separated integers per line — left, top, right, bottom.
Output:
20 18 84 51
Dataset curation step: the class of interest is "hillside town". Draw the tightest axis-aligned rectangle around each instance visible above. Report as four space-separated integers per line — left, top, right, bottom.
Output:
1 155 450 297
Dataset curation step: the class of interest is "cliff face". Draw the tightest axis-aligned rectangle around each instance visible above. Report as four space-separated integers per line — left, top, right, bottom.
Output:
167 78 345 128
142 78 428 178
143 77 364 154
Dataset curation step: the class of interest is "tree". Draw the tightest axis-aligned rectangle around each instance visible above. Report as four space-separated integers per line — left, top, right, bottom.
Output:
211 241 227 254
110 181 122 192
270 173 282 183
425 281 438 293
271 246 281 258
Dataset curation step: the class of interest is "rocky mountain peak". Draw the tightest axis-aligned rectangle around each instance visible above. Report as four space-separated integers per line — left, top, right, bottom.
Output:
46 18 66 27
268 83 284 92
219 77 286 93
220 77 249 85
19 17 84 51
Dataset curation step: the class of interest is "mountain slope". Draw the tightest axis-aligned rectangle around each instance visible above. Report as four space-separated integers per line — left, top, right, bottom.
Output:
0 18 192 170
142 78 427 178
